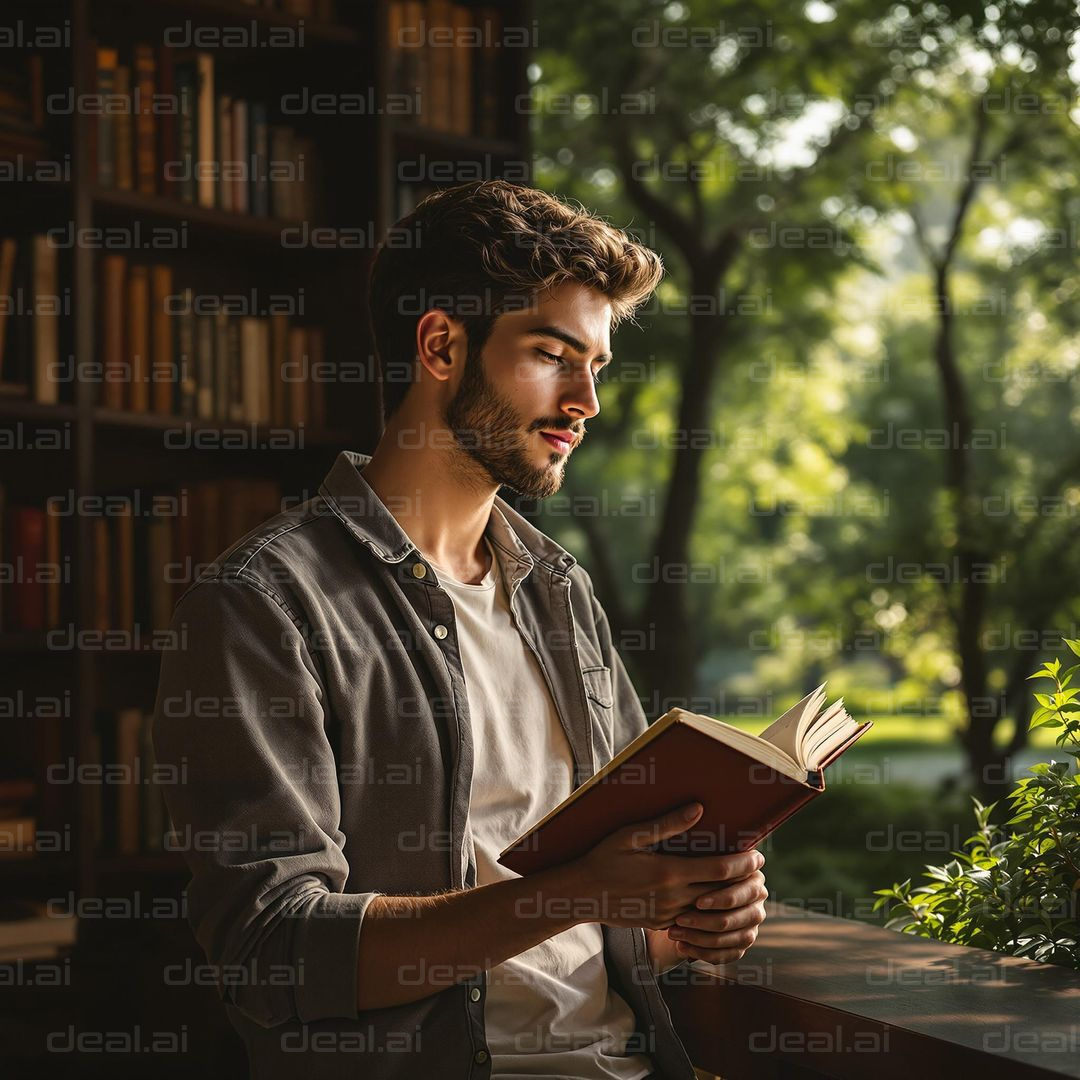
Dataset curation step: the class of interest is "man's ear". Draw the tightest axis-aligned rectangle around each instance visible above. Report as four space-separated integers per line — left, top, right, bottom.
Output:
415 308 458 383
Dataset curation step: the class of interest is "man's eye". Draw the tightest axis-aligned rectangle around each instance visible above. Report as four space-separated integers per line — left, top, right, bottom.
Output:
536 347 606 385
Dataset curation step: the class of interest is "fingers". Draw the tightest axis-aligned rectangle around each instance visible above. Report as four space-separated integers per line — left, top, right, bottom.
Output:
668 900 767 963
676 894 768 933
689 870 768 912
673 847 765 885
670 922 761 965
622 801 703 850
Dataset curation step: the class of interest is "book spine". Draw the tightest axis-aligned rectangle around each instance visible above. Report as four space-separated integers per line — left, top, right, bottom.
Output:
127 264 150 412
100 254 127 410
195 312 214 419
175 287 197 415
249 102 269 217
0 238 18 383
114 63 133 191
174 61 197 205
150 264 173 414
115 500 134 633
134 44 156 195
196 54 215 209
9 507 46 632
227 313 242 420
95 48 118 189
231 98 248 214
216 93 233 212
44 502 61 628
157 44 175 199
31 235 59 405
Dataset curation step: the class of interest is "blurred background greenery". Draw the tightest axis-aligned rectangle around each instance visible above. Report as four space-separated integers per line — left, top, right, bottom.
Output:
521 0 1080 920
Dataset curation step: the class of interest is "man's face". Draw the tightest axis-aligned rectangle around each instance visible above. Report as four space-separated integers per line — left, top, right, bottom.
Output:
443 281 612 499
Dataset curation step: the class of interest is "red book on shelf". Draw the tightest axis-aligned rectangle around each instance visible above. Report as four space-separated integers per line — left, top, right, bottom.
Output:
8 506 46 632
498 686 872 877
127 264 150 412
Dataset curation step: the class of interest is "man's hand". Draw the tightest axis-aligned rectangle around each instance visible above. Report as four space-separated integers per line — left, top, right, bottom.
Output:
568 802 767 932
646 853 768 972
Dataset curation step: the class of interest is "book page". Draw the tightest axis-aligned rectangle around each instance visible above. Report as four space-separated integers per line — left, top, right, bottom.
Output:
759 684 827 764
803 701 854 765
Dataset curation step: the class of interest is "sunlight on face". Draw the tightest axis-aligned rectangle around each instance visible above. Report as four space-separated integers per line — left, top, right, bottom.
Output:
443 282 613 499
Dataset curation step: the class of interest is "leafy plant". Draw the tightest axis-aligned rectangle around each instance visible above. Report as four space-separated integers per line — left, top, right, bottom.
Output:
873 639 1080 969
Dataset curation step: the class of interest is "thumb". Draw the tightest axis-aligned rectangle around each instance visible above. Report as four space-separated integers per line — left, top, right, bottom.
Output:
622 802 703 851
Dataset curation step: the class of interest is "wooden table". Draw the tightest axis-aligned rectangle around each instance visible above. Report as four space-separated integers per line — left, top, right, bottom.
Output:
660 904 1080 1079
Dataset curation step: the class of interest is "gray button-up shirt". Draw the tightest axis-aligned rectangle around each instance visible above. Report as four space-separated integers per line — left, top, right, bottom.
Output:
152 449 696 1079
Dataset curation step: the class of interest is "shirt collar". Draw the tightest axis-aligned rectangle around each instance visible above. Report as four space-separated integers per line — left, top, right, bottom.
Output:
318 450 577 578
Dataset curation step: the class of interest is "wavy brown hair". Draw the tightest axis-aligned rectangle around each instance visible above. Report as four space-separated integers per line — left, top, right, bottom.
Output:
368 179 665 421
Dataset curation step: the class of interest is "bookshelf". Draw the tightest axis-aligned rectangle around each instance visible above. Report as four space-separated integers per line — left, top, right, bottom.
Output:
0 0 531 1072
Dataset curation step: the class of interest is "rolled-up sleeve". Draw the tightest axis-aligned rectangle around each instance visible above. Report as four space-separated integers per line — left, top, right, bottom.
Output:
151 575 381 1028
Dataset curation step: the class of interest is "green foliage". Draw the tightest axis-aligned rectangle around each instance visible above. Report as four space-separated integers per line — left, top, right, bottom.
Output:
533 0 1080 761
873 639 1080 968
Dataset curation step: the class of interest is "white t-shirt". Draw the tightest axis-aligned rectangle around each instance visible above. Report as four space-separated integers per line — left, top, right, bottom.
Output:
429 528 654 1080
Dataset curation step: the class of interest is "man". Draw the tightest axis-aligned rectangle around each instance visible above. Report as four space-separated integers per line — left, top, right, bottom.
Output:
152 180 768 1080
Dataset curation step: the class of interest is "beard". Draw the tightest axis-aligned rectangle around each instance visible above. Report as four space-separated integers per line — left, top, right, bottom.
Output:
443 343 569 500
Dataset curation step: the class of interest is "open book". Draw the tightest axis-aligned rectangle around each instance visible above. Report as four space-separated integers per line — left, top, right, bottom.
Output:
498 684 871 877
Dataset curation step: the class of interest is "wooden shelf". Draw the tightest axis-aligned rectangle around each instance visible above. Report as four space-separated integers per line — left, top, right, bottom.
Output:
101 0 363 46
92 407 352 448
0 856 76 878
91 187 325 248
0 398 78 423
0 632 71 654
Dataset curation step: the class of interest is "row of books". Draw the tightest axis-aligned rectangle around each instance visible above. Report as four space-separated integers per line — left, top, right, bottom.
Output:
0 53 45 156
94 44 322 221
0 778 38 863
87 708 171 857
0 710 173 867
91 477 282 634
0 234 63 404
0 475 283 636
386 0 504 138
0 898 78 963
0 487 64 634
98 254 326 427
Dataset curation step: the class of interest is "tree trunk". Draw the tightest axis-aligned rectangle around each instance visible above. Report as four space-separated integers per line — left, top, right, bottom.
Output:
637 279 727 715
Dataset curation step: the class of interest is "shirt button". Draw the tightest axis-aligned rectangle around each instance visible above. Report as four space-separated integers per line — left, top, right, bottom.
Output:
433 624 448 640
469 986 481 1002
412 563 427 579
474 1049 488 1064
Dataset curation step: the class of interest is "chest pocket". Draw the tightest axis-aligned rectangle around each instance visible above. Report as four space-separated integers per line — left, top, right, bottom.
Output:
581 664 615 764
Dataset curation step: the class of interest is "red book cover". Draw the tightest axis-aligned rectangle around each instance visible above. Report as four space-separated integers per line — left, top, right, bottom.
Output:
9 506 46 632
499 705 872 877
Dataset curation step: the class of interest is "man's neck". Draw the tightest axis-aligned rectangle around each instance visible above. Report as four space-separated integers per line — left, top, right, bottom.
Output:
360 421 498 583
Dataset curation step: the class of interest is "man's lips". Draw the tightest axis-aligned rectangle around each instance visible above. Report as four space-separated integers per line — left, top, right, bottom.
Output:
540 430 576 452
